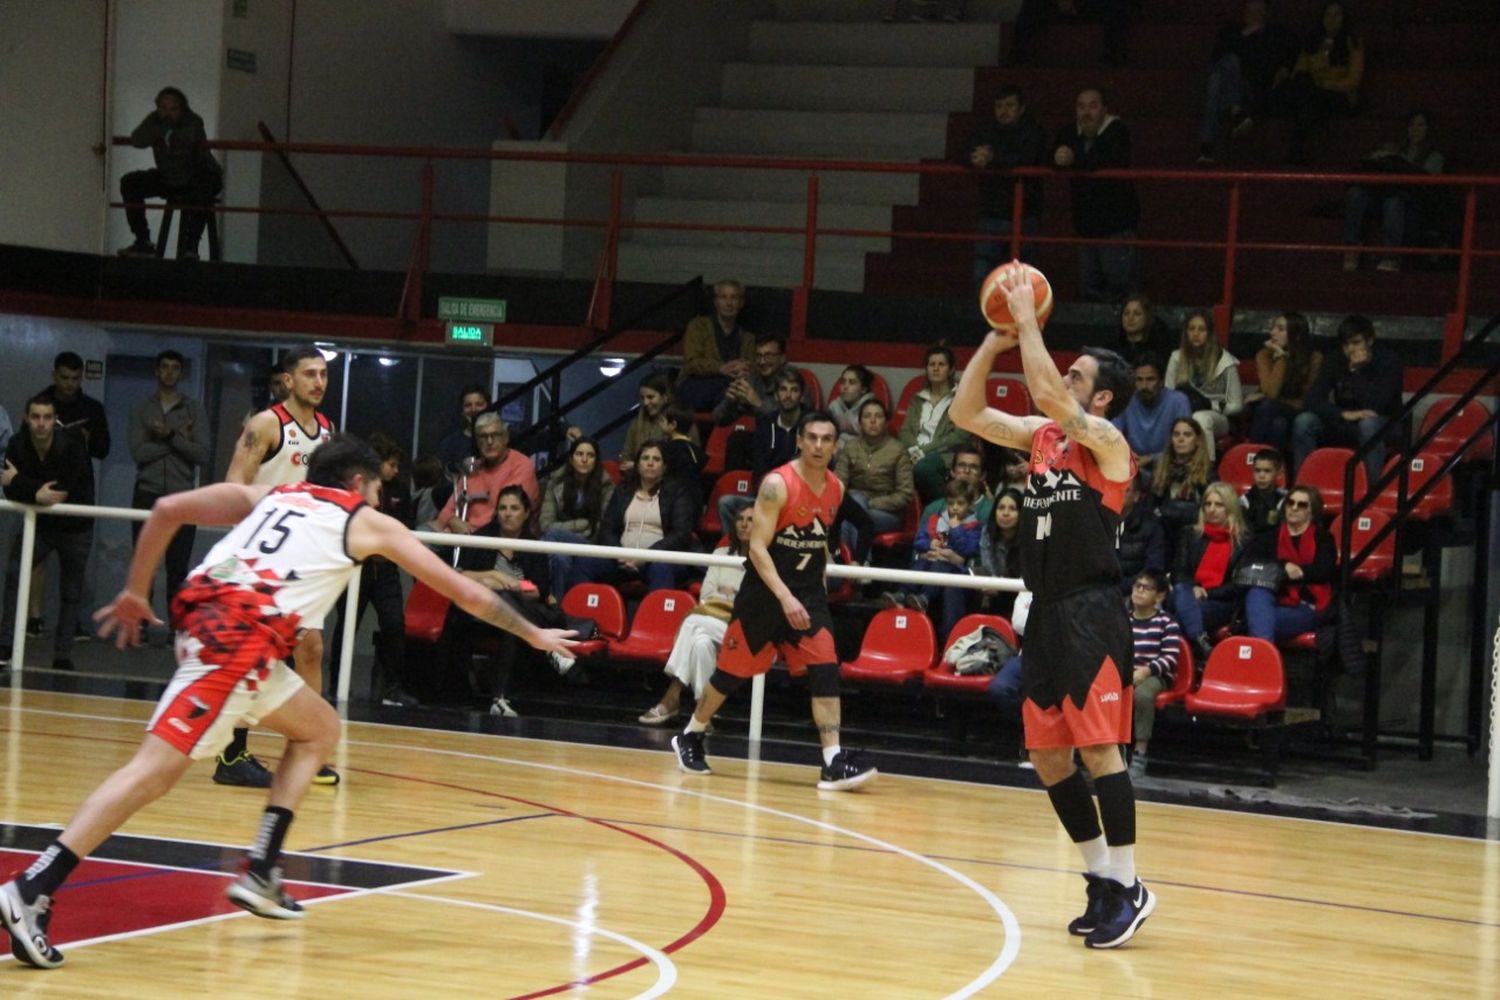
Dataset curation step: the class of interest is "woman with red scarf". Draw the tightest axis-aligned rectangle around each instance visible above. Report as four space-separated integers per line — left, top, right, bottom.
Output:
1169 481 1248 661
1240 484 1335 641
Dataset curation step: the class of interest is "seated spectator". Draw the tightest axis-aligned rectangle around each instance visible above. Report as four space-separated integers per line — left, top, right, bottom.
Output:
1114 353 1192 464
1009 0 1132 66
1151 418 1214 559
1240 447 1288 535
898 345 966 503
963 83 1047 284
637 505 754 726
1196 0 1297 164
1165 309 1243 460
1343 109 1447 273
676 279 755 413
1246 311 1322 455
974 487 1023 618
1240 484 1336 643
429 383 489 511
921 443 994 527
1052 87 1141 302
431 413 538 535
539 436 615 601
1291 314 1402 480
717 369 808 531
712 333 792 426
1115 474 1167 596
117 86 223 258
882 478 983 638
835 398 914 558
1275 1 1364 164
1169 482 1249 663
621 374 698 474
1109 293 1175 370
992 445 1029 492
657 405 706 500
565 441 698 593
828 364 876 444
1127 570 1184 779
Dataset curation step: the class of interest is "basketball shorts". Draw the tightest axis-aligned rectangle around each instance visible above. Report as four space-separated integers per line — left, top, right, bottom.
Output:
1020 585 1133 750
147 626 305 759
716 600 836 680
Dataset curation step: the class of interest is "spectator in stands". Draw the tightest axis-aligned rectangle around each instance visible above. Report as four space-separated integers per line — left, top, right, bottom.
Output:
328 432 419 709
1115 473 1167 597
1247 311 1322 455
974 487 1023 618
3 395 93 672
431 383 489 510
1342 110 1446 273
637 504 754 726
1009 0 1132 66
898 345 965 503
835 398 914 559
992 445 1029 491
676 279 755 413
1276 1 1364 165
1113 353 1192 464
1240 484 1335 642
127 349 210 624
566 440 698 593
936 443 994 523
882 478 983 639
827 364 876 444
712 334 792 426
1291 314 1402 480
621 374 698 474
754 370 807 481
39 351 110 472
1240 447 1288 535
1109 293 1175 369
1127 570 1183 780
1165 309 1243 460
1196 0 1297 164
1170 482 1249 663
963 83 1047 285
1151 418 1214 559
432 413 538 535
539 435 615 601
117 86 223 259
1053 87 1141 302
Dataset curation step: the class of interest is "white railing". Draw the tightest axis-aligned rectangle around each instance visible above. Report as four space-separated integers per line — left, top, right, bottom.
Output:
1 497 1024 743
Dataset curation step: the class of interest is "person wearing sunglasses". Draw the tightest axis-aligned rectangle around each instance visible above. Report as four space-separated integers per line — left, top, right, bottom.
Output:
1238 484 1336 642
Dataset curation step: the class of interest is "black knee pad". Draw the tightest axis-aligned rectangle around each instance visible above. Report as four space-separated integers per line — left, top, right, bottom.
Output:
709 669 745 698
805 662 841 698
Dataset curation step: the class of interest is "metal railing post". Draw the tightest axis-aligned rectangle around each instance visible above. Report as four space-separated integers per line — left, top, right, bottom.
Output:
1445 184 1478 360
1217 180 1242 336
334 568 361 704
9 509 36 673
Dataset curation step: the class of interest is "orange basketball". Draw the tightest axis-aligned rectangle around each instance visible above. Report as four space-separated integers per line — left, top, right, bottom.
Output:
979 262 1053 331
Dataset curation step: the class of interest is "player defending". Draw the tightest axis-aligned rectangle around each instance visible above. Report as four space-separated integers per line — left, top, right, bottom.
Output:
671 411 876 791
217 345 335 787
0 435 575 970
952 264 1155 948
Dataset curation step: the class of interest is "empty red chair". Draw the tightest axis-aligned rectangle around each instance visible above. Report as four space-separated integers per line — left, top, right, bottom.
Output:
986 377 1031 417
1331 509 1395 582
1184 637 1285 719
1420 397 1493 462
608 589 697 665
926 614 1017 694
404 579 451 644
1217 442 1278 492
1153 635 1196 711
840 607 937 686
560 583 627 657
702 415 755 477
1374 451 1453 522
872 494 921 552
699 470 757 540
1296 447 1367 518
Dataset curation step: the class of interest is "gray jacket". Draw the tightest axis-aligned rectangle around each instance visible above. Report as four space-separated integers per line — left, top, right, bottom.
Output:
129 392 210 496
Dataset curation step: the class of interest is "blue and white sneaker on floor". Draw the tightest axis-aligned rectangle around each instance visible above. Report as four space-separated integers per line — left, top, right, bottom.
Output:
1084 878 1156 949
1 880 64 969
1067 872 1110 936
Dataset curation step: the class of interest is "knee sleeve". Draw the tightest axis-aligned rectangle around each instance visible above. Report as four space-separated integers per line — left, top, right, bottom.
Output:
709 669 746 698
805 662 841 698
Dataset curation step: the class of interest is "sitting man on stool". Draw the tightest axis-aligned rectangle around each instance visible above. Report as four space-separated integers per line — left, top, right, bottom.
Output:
118 86 222 260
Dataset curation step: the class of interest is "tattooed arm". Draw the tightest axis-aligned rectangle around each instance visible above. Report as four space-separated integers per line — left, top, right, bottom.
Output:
952 328 1048 452
225 409 277 484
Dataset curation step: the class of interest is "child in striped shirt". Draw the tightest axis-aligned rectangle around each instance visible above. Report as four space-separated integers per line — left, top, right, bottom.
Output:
1128 570 1183 779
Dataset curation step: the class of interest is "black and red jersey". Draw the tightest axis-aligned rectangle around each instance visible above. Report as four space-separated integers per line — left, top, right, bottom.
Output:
1019 422 1134 601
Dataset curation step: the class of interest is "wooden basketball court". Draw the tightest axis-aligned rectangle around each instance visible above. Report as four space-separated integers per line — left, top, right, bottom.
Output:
2 688 1496 997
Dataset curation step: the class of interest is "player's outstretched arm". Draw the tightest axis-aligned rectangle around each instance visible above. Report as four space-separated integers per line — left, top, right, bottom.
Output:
225 410 277 485
351 509 577 656
952 326 1046 450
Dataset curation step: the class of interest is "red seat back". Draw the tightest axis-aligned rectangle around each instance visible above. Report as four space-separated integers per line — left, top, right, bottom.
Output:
601 459 622 485
1375 451 1453 521
703 415 755 477
1154 635 1196 710
1420 397 1493 462
1217 442 1280 492
698 470 757 537
1296 447 1367 518
942 613 1017 657
617 589 697 650
889 374 927 433
848 607 938 671
872 493 921 550
560 583 627 639
404 579 451 644
1185 637 1285 717
1331 509 1395 582
797 367 824 409
986 377 1031 417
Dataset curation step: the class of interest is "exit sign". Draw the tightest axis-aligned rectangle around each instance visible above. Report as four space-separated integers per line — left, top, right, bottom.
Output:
438 297 507 322
446 322 494 348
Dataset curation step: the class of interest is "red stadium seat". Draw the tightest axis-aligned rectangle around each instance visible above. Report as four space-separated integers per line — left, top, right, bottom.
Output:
1296 447 1367 519
1184 637 1285 719
403 579 451 644
797 367 824 409
703 415 755 478
1153 636 1196 711
986 377 1031 417
698 470 756 541
560 583 627 657
1217 442 1279 492
1420 397 1493 463
1374 451 1453 522
839 607 937 686
601 459 623 485
872 494 921 552
608 589 697 665
1331 510 1395 582
889 374 926 433
925 614 1017 694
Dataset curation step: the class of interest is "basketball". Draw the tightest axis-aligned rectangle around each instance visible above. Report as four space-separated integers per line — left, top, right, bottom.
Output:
979 262 1053 331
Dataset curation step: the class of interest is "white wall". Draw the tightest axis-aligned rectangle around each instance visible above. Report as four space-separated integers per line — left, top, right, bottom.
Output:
444 0 632 39
0 0 109 253
217 0 294 262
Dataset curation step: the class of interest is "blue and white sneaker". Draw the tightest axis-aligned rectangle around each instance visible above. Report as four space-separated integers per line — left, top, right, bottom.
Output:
1 879 64 969
1084 878 1156 949
1067 872 1110 936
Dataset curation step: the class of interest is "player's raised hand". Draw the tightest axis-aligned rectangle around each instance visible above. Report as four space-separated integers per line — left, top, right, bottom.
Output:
94 590 161 648
1000 263 1039 328
984 327 1020 353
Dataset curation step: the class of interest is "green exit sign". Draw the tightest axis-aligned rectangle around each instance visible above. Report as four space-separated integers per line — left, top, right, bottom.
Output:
446 322 494 348
438 297 507 322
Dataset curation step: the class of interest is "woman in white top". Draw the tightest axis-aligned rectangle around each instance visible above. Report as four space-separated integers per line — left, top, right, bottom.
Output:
897 344 968 504
637 504 754 725
827 364 876 443
1164 309 1243 460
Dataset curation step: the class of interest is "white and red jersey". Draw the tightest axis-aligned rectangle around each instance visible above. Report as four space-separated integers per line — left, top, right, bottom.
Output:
251 403 334 487
171 483 366 654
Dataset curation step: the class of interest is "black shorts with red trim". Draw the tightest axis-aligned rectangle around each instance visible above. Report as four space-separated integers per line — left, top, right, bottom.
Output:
1021 584 1134 749
716 597 836 680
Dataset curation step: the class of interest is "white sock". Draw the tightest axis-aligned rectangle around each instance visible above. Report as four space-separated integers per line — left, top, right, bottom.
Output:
684 716 708 735
1110 844 1137 887
1077 835 1110 876
822 744 841 766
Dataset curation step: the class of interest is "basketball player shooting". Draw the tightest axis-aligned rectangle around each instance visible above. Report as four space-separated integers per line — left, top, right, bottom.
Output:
0 435 576 970
951 263 1156 949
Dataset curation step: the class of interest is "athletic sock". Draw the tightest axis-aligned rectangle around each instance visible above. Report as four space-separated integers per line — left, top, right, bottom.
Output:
1093 770 1138 884
247 806 295 880
1109 844 1137 887
16 842 80 903
224 727 249 760
822 744 841 767
1077 835 1110 876
1045 768 1104 869
684 716 708 735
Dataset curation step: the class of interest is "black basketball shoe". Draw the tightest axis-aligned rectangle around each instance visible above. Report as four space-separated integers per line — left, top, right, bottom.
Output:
1084 878 1156 949
1067 872 1109 935
671 731 711 775
816 751 878 791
